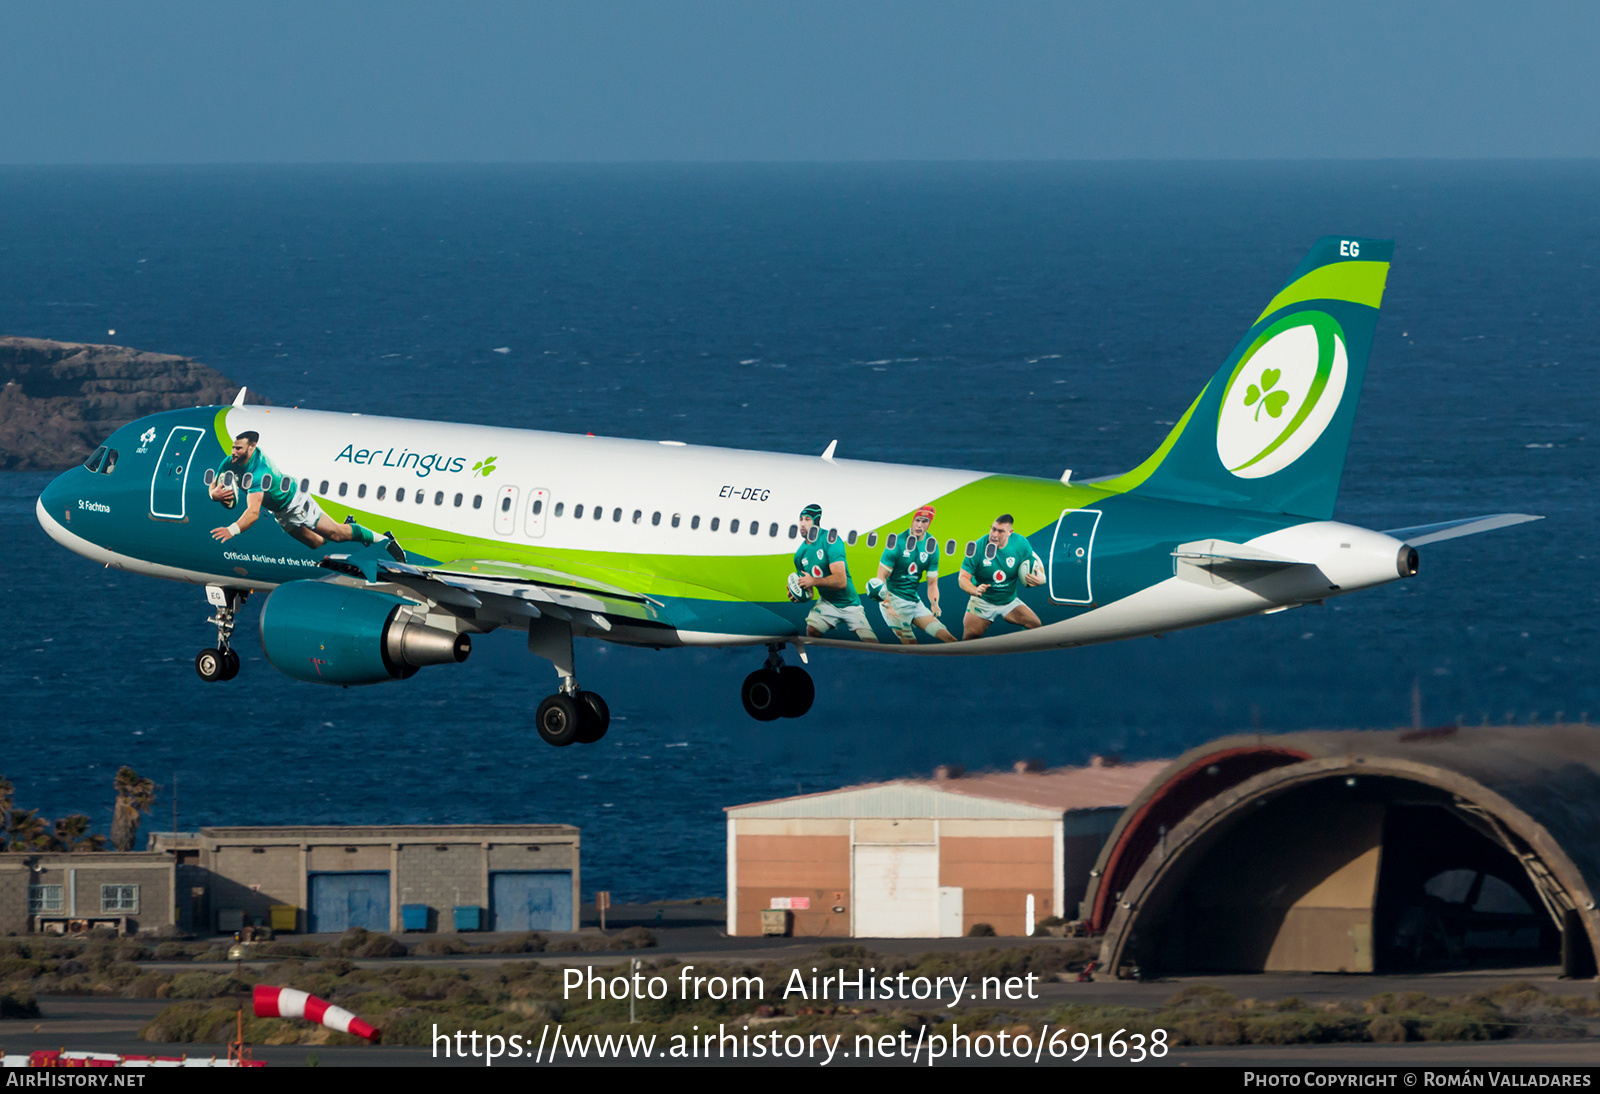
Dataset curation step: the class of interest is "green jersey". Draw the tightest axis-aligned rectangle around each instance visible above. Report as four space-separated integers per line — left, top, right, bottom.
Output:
793 535 859 607
216 447 297 513
880 529 941 601
961 532 1039 605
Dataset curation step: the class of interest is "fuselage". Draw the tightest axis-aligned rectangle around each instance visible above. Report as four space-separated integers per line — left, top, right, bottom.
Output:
36 403 1414 655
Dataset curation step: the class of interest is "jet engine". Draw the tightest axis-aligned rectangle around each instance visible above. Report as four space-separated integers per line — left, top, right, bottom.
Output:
259 580 470 686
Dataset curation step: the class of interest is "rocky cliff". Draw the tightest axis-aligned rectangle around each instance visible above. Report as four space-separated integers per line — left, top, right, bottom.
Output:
0 337 268 471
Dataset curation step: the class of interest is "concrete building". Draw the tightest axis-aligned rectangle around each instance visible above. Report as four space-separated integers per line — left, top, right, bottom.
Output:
1085 726 1600 978
726 759 1166 938
0 852 177 936
150 825 580 935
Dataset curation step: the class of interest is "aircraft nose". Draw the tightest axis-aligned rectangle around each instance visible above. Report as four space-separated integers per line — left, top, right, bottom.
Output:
37 467 82 539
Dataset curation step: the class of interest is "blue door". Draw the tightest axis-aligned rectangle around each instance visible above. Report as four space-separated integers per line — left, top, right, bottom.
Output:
150 427 206 521
307 872 390 933
490 871 573 932
1048 509 1101 604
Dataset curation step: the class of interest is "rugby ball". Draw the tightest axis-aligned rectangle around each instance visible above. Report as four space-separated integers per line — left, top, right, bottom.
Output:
864 577 886 601
786 572 812 602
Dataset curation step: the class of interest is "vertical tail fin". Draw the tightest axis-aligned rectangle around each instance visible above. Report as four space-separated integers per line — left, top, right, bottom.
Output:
1103 236 1392 519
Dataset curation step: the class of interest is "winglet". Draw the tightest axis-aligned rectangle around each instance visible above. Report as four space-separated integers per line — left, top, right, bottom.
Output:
232 387 248 407
821 440 838 462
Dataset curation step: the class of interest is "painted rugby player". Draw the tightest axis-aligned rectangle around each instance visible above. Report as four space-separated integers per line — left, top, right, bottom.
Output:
789 503 879 642
958 513 1047 640
209 431 380 550
866 504 956 644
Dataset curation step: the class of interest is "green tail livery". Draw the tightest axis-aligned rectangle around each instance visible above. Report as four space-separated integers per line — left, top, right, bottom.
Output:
39 237 1539 747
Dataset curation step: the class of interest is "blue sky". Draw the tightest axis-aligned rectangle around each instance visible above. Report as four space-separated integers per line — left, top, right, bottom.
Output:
3 1 1598 162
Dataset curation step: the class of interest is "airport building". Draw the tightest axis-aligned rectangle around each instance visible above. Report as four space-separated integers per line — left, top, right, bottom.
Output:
725 759 1167 938
0 852 177 936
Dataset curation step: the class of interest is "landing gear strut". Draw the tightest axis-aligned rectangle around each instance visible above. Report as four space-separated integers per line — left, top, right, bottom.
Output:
742 644 814 721
528 618 610 747
196 585 246 683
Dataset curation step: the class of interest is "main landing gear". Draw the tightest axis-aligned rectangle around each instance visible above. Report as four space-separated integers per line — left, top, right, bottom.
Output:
527 617 610 747
741 644 814 722
195 585 247 683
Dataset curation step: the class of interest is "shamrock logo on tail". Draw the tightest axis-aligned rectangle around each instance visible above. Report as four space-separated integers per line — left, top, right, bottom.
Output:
471 456 498 478
1243 368 1290 421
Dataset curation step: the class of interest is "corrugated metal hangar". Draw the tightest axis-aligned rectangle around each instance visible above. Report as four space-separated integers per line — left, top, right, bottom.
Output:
726 759 1166 938
1086 726 1600 978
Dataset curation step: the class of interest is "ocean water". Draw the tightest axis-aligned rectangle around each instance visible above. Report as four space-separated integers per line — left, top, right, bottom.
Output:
1 163 1595 900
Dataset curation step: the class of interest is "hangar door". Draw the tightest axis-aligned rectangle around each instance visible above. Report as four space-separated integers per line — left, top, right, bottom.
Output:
490 871 573 932
308 872 391 934
853 845 939 937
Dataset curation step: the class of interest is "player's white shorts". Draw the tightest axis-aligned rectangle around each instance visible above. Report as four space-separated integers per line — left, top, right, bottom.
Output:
965 595 1024 622
879 592 929 639
272 491 326 532
806 600 875 638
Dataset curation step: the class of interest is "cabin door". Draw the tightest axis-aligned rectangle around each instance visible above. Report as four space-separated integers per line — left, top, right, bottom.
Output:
1048 508 1101 604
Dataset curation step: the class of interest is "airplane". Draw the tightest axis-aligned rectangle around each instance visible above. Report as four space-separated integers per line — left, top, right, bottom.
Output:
36 236 1539 748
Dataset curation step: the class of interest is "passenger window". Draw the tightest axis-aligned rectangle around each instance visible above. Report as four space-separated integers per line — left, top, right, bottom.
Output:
768 522 778 537
847 530 857 545
788 524 798 539
416 490 425 504
594 506 603 521
472 494 481 509
453 493 463 507
691 516 701 530
357 483 366 498
434 491 444 505
612 507 621 522
501 496 512 512
946 539 956 555
827 529 838 544
553 502 564 517
532 499 543 515
867 532 877 547
260 474 271 491
377 486 387 500
301 478 310 493
671 513 680 528
652 512 661 526
396 488 406 502
574 504 584 518
964 540 976 558
241 473 254 491
318 480 329 494
710 517 720 531
632 509 642 524
887 533 897 549
203 468 216 485
102 449 119 473
751 521 760 536
730 519 740 533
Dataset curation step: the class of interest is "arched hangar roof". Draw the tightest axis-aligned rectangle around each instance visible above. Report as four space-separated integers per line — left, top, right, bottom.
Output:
1082 725 1600 971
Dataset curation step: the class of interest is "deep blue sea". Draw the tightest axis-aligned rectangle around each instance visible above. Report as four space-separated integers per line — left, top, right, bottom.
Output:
1 163 1595 900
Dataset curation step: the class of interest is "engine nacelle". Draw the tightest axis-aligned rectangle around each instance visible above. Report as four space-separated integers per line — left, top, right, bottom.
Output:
259 580 470 686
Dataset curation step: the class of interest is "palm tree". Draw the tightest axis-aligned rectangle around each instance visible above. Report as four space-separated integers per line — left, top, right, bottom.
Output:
52 814 95 852
8 809 50 851
0 777 13 851
110 767 155 851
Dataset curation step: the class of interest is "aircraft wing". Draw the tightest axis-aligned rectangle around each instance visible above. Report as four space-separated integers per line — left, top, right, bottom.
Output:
1381 513 1543 547
1171 539 1311 568
318 542 666 633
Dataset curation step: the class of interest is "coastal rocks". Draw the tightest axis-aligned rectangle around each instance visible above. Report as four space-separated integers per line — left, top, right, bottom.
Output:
0 337 267 470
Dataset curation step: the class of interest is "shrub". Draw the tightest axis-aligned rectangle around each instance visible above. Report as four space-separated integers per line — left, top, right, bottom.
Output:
350 935 407 959
0 992 41 1019
967 923 996 938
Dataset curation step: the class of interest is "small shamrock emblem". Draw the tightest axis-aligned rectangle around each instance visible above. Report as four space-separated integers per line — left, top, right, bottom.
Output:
471 456 498 478
1243 367 1290 421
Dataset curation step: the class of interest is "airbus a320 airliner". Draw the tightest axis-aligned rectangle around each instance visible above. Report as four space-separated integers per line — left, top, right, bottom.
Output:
37 237 1537 747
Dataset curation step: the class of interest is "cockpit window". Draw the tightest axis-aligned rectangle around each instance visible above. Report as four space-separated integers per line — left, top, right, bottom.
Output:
84 446 107 473
101 449 118 473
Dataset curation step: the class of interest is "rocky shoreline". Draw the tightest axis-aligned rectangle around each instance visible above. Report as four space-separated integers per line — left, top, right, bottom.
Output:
0 337 267 471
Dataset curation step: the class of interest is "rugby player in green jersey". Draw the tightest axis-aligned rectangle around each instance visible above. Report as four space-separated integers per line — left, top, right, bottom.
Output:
957 513 1046 640
789 504 879 643
208 431 380 550
866 504 956 644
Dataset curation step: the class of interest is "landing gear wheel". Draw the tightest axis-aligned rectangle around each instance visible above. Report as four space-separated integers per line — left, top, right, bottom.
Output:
741 668 783 722
195 648 227 682
776 665 814 719
219 648 241 681
575 690 610 744
535 694 582 747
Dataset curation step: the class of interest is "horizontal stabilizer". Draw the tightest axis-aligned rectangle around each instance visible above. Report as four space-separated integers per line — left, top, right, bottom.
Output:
1382 513 1543 547
1171 539 1309 567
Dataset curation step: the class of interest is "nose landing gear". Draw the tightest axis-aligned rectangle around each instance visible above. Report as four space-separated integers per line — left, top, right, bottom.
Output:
195 585 246 682
742 644 814 721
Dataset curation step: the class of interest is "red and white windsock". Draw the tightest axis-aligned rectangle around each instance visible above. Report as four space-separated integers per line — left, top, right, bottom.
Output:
253 985 380 1042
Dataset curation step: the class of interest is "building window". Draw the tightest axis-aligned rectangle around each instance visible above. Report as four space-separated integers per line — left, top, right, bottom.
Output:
101 884 139 913
28 884 63 913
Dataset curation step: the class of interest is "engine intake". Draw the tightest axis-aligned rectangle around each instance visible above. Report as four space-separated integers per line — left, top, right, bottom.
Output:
259 580 471 686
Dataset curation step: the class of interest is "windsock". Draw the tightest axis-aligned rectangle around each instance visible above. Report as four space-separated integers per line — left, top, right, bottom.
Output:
253 984 380 1042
